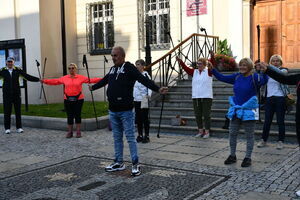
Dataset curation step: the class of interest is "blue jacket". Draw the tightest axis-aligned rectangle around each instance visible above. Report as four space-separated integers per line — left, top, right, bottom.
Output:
227 96 259 121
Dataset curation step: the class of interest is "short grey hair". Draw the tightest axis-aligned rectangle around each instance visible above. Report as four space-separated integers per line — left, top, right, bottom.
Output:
112 46 126 57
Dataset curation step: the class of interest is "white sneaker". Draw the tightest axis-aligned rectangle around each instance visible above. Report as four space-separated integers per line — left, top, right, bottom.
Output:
257 140 267 148
195 133 202 138
16 128 24 133
202 133 210 139
276 141 283 150
131 164 141 176
296 190 300 197
5 129 10 134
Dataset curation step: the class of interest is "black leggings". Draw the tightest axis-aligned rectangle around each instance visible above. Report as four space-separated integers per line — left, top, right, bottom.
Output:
134 101 150 137
3 96 22 129
64 99 84 125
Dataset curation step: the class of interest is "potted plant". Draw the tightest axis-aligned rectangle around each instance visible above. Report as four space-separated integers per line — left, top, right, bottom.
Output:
211 39 237 71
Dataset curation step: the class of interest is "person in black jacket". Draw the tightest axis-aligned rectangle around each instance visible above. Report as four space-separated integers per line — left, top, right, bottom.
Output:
90 46 168 176
256 62 300 146
0 57 40 134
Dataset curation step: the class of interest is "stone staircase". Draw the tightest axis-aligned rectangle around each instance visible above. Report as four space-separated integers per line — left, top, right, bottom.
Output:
149 76 298 142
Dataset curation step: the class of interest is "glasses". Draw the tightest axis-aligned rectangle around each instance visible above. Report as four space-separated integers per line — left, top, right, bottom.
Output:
196 62 204 66
68 67 75 70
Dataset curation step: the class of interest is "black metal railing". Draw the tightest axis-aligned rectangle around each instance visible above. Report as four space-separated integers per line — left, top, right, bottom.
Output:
147 33 219 88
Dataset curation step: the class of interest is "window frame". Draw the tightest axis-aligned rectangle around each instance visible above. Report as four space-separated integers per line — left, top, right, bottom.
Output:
86 1 114 55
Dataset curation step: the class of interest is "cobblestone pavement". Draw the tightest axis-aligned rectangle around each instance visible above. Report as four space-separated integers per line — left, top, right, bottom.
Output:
0 127 299 200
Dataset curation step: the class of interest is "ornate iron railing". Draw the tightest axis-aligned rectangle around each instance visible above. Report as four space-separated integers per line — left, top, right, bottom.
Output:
147 33 219 88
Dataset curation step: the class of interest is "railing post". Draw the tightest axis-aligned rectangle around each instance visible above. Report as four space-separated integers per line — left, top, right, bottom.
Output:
145 16 152 77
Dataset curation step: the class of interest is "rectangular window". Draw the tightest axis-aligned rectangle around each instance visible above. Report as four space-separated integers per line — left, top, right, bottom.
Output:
87 1 114 55
144 0 170 49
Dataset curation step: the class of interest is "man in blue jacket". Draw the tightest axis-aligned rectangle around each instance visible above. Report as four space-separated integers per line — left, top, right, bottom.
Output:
90 46 167 176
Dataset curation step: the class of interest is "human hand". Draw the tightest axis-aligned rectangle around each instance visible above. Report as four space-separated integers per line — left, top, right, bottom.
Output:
255 62 268 73
88 84 93 91
159 87 168 94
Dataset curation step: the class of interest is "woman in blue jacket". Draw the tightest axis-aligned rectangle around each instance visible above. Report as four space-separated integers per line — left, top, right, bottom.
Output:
211 54 268 167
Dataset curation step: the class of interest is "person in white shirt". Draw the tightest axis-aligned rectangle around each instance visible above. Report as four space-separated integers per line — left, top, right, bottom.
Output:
257 55 288 149
133 59 152 143
176 57 213 138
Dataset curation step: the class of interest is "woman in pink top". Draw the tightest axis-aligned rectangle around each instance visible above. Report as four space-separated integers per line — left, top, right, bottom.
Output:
41 63 101 138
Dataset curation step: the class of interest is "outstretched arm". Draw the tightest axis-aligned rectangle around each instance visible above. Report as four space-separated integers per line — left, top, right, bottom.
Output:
18 69 40 82
42 77 64 85
176 57 194 76
257 62 300 85
91 74 109 90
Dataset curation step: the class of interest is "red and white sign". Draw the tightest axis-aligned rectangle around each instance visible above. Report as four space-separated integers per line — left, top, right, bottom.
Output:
186 0 207 16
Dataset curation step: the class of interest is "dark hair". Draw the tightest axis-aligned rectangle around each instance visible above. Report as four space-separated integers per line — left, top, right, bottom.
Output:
135 59 146 66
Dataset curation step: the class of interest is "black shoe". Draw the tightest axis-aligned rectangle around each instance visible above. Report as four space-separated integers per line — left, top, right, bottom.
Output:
142 136 150 143
241 158 252 167
136 136 143 143
224 155 237 165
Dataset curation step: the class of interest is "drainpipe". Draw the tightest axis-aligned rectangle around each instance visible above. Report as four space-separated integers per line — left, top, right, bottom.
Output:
60 0 67 75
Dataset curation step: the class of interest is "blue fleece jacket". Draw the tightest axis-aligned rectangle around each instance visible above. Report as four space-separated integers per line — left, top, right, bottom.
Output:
212 69 268 105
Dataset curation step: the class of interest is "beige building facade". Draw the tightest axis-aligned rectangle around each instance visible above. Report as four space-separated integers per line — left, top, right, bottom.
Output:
0 0 256 103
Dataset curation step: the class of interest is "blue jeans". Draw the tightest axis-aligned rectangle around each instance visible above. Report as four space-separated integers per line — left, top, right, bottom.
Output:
109 110 139 164
262 96 286 142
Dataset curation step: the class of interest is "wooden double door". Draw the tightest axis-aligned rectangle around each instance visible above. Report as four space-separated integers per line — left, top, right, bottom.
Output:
253 0 300 68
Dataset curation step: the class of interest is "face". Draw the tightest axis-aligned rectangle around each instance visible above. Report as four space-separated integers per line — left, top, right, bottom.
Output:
239 62 251 75
6 60 14 69
270 57 281 67
68 65 77 75
196 61 205 70
111 48 125 66
135 62 144 72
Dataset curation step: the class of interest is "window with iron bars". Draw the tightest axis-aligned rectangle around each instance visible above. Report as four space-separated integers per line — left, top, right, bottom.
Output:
142 0 170 50
86 1 114 55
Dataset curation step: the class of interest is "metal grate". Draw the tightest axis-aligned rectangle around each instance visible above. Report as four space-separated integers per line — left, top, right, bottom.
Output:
86 1 114 55
138 0 170 50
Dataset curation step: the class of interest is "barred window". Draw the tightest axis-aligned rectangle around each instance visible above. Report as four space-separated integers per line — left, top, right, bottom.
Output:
140 0 170 50
87 1 114 55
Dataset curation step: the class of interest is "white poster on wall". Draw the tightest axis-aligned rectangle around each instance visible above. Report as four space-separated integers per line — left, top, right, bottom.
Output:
8 48 22 68
0 50 6 86
0 50 5 69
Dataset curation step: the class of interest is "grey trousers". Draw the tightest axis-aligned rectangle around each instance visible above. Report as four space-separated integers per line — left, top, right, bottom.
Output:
229 118 256 158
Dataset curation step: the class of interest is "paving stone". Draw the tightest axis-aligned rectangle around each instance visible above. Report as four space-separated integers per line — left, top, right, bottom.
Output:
0 152 26 162
159 144 220 156
10 156 48 165
239 192 292 200
176 140 228 149
0 162 26 173
143 150 204 162
195 156 271 172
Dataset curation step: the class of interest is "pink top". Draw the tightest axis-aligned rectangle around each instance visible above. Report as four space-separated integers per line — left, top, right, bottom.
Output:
43 74 101 100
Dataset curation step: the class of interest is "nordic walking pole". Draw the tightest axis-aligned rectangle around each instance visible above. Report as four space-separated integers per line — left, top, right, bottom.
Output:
82 55 99 129
157 94 165 138
257 25 261 122
36 60 48 104
40 57 47 99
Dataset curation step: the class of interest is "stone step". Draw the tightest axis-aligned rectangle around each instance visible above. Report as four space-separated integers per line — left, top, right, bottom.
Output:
149 124 297 143
149 115 296 132
149 106 296 121
161 92 235 100
151 99 297 111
